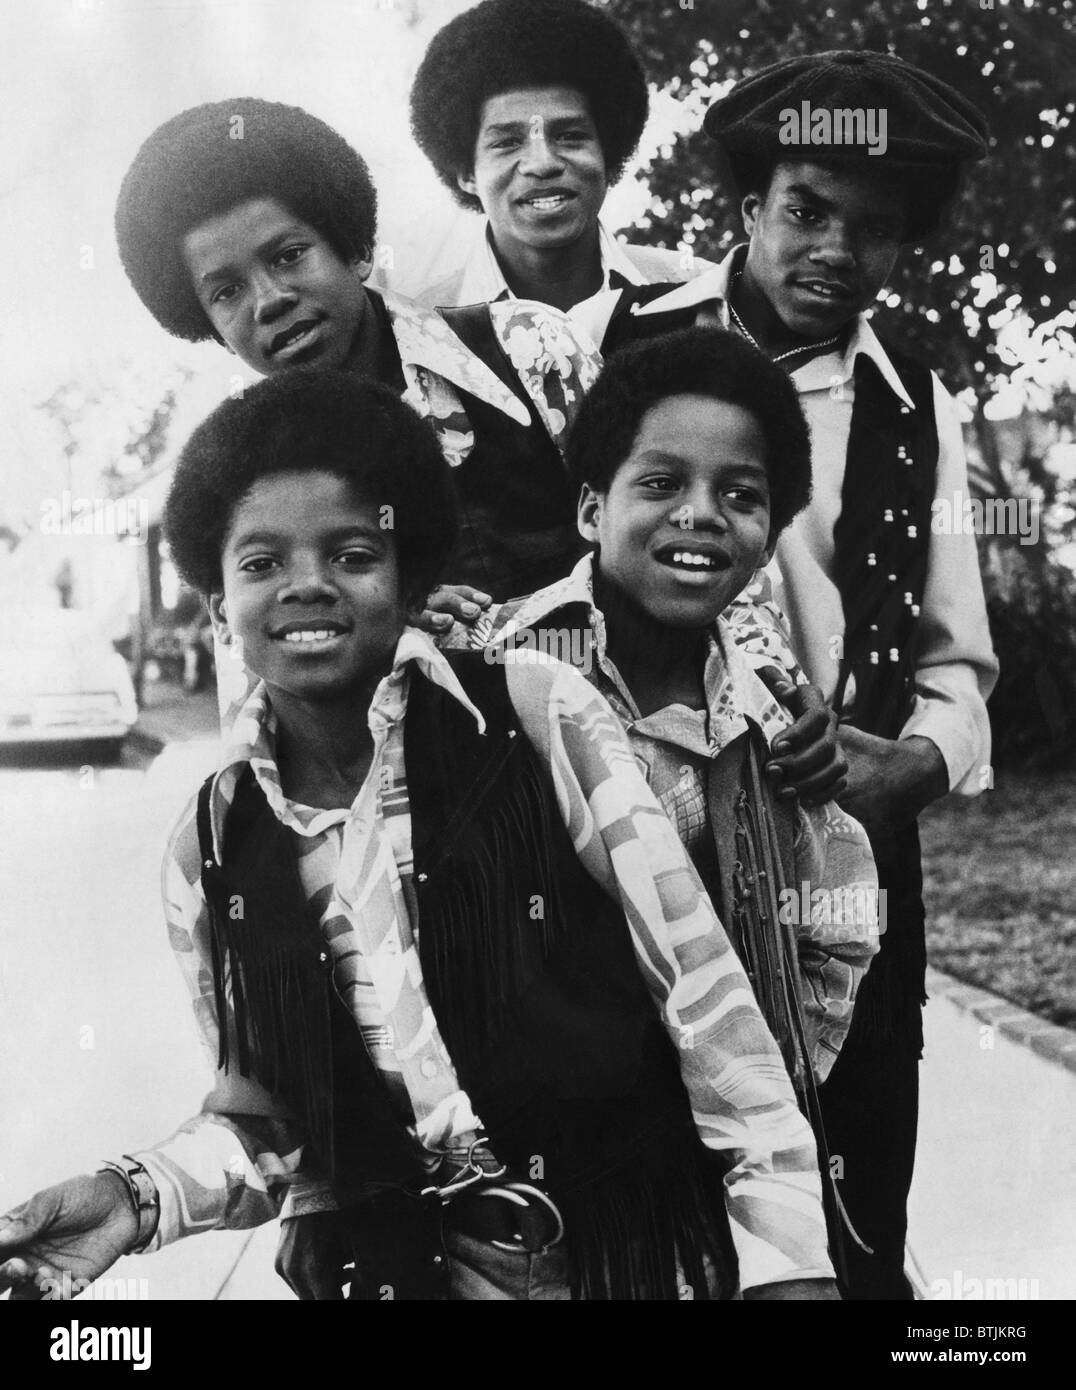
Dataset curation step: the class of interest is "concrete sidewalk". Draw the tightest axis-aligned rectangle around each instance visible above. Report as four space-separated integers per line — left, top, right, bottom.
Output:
116 690 1076 1301
188 965 1076 1301
907 967 1076 1301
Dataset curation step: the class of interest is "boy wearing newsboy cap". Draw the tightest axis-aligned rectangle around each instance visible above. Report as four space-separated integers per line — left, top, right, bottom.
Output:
592 50 999 1300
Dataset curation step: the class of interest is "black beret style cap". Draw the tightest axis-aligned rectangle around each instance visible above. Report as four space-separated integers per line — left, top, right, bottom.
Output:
703 51 988 239
704 50 989 166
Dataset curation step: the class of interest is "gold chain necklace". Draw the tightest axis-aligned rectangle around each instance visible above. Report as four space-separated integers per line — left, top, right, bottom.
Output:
728 272 844 364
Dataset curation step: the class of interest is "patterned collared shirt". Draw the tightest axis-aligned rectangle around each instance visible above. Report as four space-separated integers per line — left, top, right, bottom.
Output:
401 219 717 353
459 553 879 1080
137 629 836 1291
380 288 601 467
593 249 998 795
208 631 487 1151
407 217 700 305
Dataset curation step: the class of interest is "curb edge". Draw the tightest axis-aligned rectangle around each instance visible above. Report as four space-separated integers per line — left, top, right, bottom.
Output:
926 965 1076 1077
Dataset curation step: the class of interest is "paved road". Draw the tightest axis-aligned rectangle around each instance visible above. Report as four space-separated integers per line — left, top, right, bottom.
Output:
3 740 1070 1302
0 737 291 1299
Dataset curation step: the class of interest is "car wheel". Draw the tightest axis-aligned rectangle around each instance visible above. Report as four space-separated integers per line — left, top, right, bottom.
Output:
87 737 125 764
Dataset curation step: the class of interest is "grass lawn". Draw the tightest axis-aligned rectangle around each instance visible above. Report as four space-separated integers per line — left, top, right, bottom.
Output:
919 770 1076 1028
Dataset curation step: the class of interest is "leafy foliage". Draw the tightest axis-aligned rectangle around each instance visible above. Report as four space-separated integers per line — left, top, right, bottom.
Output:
34 361 193 501
605 0 1076 405
982 546 1076 767
606 0 1076 766
920 768 1076 1023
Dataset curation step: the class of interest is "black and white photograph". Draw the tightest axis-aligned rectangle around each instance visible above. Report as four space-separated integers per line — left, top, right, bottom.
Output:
1 0 1073 1350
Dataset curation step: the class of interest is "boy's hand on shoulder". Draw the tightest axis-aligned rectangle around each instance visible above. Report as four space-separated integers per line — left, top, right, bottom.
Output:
414 583 492 637
760 671 848 807
836 728 948 837
0 1174 138 1300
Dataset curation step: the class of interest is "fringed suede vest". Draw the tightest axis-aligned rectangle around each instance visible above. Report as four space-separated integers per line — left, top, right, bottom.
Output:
198 653 736 1299
438 304 587 599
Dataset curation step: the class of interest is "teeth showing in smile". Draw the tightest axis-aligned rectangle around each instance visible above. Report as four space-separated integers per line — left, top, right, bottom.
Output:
527 195 569 210
283 629 340 643
278 324 313 350
668 551 718 570
802 283 843 298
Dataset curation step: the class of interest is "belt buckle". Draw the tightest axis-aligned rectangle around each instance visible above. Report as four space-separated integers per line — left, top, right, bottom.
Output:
474 1180 565 1255
421 1135 508 1204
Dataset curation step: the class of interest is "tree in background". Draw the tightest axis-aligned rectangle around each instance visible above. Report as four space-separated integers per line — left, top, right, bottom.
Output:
606 0 1076 765
35 360 193 502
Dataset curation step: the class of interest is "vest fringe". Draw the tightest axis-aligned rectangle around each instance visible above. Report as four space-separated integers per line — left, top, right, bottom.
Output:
422 744 571 1062
560 1132 736 1301
199 774 337 1177
839 917 927 1055
207 864 336 1166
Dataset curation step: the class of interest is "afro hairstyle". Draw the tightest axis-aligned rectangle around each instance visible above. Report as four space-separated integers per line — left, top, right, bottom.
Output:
410 0 648 211
164 369 457 602
115 98 378 342
566 327 812 540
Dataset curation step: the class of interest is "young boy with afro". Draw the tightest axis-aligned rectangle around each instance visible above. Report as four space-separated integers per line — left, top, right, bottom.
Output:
0 370 839 1301
462 328 880 1253
408 0 714 314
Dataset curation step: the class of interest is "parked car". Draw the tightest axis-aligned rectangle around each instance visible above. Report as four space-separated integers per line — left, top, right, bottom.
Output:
0 607 138 756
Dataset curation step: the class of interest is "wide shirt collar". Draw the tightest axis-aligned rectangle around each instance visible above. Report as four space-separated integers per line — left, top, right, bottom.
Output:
624 245 917 411
493 553 792 755
381 289 531 432
205 628 484 864
453 218 650 309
